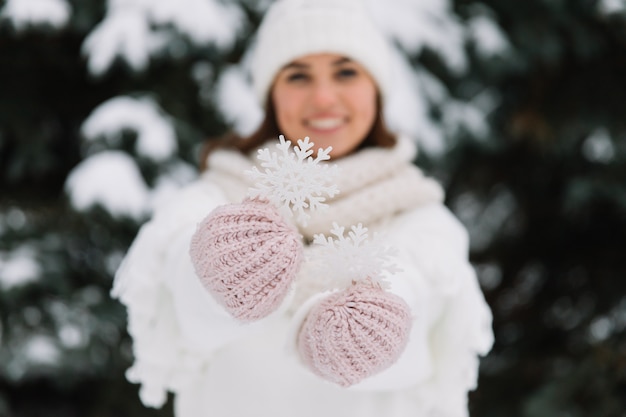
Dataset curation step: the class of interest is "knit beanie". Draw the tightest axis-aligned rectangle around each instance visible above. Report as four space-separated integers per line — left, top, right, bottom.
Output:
250 0 392 105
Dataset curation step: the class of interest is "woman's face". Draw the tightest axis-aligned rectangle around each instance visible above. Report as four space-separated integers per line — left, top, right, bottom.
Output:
271 53 378 159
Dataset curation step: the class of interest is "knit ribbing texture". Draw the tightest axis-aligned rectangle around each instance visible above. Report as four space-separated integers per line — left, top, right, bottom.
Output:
251 0 392 105
297 283 413 387
189 198 303 322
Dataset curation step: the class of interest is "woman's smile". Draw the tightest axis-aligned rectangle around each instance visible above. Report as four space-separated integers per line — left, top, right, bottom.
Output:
305 115 346 132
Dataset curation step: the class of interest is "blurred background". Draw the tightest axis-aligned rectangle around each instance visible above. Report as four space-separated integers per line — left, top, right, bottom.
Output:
1 0 625 416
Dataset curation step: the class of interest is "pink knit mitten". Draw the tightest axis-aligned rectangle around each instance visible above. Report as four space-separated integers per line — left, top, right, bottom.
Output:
297 282 412 387
190 198 303 322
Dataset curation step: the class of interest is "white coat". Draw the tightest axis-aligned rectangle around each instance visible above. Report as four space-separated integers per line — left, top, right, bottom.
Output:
113 137 494 417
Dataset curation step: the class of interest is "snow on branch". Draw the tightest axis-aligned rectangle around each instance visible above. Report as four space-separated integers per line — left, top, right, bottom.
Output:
82 0 244 76
65 151 150 220
81 96 177 162
0 0 71 31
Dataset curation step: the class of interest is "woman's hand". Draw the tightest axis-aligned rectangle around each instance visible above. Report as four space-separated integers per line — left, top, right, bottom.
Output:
189 198 303 322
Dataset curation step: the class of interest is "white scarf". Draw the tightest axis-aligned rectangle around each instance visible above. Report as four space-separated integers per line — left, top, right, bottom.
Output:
204 136 444 240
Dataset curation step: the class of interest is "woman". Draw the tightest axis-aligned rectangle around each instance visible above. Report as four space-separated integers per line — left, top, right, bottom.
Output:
113 0 494 416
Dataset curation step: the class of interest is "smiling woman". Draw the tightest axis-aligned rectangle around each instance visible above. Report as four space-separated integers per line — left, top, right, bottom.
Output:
111 0 494 416
271 54 378 158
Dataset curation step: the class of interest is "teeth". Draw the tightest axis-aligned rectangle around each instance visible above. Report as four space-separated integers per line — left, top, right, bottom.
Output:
308 118 343 130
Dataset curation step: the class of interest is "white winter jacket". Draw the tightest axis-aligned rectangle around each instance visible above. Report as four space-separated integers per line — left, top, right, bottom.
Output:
112 136 494 417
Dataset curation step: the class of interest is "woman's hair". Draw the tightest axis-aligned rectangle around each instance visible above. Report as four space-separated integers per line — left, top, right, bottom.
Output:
199 94 396 171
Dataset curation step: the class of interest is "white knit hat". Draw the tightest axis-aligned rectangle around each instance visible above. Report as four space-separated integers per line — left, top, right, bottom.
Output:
250 0 393 105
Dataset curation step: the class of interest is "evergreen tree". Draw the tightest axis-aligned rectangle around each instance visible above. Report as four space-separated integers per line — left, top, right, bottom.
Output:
451 1 626 416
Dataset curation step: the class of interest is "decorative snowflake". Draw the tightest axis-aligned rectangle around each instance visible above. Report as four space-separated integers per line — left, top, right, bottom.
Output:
309 223 402 291
246 135 339 226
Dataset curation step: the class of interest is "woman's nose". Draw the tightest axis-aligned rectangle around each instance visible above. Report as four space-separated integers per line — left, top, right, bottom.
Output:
310 80 338 108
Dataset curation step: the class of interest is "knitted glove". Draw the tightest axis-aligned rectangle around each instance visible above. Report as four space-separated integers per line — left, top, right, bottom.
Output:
297 282 412 387
190 198 303 322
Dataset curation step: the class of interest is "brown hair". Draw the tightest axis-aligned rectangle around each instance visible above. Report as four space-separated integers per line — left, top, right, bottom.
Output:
199 95 396 171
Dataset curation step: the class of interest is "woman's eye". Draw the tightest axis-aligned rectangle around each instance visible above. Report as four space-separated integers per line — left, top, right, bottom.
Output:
286 72 309 82
336 68 358 79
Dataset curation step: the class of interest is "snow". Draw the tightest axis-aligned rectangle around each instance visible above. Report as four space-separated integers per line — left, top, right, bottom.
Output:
83 10 158 76
587 298 626 344
82 0 243 76
65 151 151 220
367 1 503 152
597 0 626 15
466 14 511 58
442 99 490 140
582 128 615 163
58 324 87 349
81 96 177 162
589 316 613 342
214 65 264 136
368 0 468 74
5 207 27 230
0 247 41 291
69 95 196 219
149 0 243 47
386 52 493 153
415 69 448 105
385 51 446 155
24 334 61 365
0 0 71 31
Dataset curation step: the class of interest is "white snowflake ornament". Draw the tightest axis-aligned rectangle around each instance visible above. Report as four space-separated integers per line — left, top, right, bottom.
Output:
309 223 402 291
246 135 339 226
